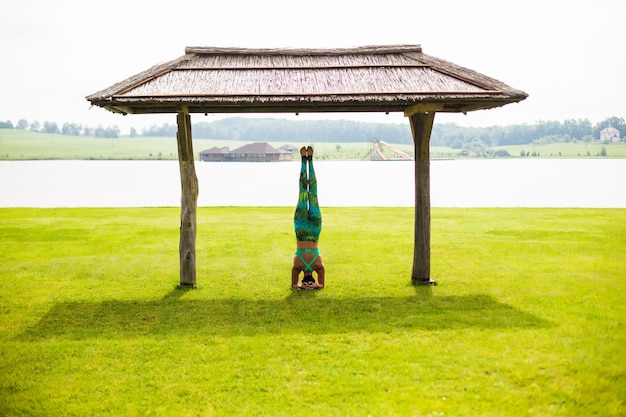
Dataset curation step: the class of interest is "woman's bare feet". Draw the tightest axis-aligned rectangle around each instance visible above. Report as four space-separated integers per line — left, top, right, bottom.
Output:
306 146 314 158
300 147 307 157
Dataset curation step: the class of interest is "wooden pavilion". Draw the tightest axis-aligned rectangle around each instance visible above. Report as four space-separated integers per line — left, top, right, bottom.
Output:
86 44 527 287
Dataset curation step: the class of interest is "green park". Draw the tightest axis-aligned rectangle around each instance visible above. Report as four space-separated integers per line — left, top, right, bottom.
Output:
1 207 624 415
2 1 626 415
1 49 624 416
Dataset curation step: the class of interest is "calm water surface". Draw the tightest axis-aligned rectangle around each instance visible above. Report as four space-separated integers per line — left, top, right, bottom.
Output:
1 159 624 208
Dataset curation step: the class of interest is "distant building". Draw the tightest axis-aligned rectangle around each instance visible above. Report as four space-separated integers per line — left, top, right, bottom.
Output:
199 142 293 162
199 146 229 162
599 126 621 142
279 144 300 153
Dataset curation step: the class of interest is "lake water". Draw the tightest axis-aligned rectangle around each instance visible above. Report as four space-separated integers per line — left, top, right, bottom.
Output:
1 159 624 208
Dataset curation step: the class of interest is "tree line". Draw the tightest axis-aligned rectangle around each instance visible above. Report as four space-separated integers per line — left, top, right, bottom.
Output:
1 116 624 147
0 119 121 138
137 116 626 147
432 117 625 148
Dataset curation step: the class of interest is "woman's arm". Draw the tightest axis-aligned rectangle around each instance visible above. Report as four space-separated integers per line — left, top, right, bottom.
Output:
315 264 325 288
291 265 302 288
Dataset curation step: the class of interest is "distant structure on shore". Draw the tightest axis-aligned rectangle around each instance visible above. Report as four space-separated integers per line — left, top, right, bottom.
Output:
364 139 413 161
199 142 295 162
599 126 621 142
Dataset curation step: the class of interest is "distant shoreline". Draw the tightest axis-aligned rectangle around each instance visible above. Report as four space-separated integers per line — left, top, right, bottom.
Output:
1 128 624 161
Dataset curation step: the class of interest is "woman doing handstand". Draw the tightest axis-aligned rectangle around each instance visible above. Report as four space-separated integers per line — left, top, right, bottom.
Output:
292 146 325 290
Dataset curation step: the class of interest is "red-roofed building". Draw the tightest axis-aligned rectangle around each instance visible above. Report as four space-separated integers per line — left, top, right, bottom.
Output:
199 146 229 161
200 142 292 162
600 126 621 142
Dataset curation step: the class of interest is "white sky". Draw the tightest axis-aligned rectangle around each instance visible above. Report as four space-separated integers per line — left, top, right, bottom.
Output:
1 0 624 134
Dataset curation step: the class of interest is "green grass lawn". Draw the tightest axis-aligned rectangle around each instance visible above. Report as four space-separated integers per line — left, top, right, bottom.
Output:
0 129 400 161
490 142 626 158
0 129 182 160
1 207 625 416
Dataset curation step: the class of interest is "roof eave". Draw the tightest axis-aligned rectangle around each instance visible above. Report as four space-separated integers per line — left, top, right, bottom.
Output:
88 92 527 116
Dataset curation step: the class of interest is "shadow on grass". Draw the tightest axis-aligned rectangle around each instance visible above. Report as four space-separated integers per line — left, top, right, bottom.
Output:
18 289 550 341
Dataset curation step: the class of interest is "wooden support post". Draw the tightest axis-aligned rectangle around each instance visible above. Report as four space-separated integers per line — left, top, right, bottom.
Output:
408 112 436 285
176 110 198 287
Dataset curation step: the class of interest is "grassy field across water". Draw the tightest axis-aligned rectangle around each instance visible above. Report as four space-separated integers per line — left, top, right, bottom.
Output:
0 207 624 416
2 128 625 160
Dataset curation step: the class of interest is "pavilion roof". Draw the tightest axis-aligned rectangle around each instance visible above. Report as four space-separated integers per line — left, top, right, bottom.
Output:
86 45 527 115
230 142 283 155
199 146 228 155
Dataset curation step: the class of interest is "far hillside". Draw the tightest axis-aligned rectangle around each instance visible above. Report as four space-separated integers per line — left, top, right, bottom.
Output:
0 115 624 160
1 128 625 161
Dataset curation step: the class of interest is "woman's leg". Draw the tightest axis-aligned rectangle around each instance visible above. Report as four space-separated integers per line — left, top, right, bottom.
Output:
307 149 322 240
294 150 309 241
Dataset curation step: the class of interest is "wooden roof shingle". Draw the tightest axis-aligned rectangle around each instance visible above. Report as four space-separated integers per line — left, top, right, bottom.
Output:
86 45 527 115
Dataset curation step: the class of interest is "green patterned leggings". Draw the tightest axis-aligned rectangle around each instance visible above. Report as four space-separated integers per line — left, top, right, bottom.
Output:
294 156 321 241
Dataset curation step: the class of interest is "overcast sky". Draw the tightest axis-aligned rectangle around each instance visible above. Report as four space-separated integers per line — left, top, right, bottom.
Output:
1 0 624 134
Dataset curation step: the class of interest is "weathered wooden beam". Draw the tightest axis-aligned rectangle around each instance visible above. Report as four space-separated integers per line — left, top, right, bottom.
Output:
176 110 198 287
408 111 437 285
404 103 444 117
